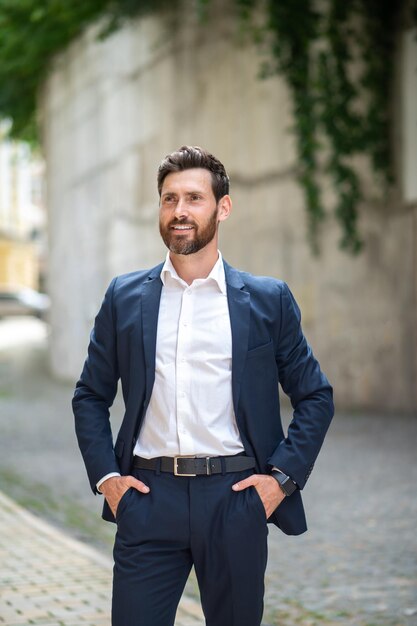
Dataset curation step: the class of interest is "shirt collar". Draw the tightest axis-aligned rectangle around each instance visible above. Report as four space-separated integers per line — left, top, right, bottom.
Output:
160 251 227 295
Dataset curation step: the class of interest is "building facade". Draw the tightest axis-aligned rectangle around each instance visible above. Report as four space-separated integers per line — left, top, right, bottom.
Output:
41 6 417 412
0 122 46 291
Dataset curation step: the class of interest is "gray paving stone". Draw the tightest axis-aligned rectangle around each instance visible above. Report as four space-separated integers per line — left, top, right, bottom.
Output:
0 490 203 625
1 317 417 626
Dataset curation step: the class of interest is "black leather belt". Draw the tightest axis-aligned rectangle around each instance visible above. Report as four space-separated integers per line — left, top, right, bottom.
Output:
133 455 256 476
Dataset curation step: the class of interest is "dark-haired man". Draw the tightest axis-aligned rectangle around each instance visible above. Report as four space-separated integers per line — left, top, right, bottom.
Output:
73 146 334 626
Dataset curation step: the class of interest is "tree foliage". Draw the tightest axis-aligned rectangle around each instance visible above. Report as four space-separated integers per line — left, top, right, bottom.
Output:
0 0 415 253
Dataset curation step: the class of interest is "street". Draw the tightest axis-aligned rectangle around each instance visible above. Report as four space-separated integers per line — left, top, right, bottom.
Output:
1 316 416 626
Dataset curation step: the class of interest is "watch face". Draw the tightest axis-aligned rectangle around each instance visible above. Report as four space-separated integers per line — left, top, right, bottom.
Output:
281 477 297 496
272 471 296 496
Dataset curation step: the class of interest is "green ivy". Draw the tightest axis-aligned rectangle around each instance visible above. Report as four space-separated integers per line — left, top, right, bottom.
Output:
0 0 176 142
262 0 324 252
251 0 404 252
0 0 414 253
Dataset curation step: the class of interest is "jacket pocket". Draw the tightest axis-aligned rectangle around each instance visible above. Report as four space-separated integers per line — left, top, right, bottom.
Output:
246 340 274 360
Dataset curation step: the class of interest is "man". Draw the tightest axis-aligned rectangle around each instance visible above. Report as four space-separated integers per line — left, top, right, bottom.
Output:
73 146 334 626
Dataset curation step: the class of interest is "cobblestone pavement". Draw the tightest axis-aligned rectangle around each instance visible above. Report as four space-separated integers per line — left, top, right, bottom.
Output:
1 317 417 626
0 490 204 625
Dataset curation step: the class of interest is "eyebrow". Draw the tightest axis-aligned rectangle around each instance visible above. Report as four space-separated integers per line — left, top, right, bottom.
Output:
161 190 205 197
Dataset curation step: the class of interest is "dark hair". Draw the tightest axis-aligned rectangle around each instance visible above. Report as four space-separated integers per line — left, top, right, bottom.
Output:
157 146 229 202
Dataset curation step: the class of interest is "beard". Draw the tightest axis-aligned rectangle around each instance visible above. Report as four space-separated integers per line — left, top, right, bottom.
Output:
159 207 219 255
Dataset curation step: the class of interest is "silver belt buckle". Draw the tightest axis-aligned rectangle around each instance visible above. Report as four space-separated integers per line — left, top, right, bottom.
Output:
174 455 197 477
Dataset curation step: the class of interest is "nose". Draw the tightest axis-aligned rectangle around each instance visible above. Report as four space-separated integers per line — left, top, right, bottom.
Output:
173 197 189 219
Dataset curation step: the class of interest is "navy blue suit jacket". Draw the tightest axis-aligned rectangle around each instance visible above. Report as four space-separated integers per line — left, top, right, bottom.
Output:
73 261 334 535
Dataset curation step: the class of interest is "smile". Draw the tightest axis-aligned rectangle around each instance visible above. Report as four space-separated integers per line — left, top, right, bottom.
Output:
171 225 194 231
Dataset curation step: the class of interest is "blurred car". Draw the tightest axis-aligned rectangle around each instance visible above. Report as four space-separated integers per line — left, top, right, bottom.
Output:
0 288 50 319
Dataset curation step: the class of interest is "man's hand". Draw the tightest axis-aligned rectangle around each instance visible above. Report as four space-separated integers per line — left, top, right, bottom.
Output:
100 475 150 517
232 474 285 518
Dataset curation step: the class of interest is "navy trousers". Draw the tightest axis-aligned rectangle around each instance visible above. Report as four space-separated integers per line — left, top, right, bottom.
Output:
112 467 268 626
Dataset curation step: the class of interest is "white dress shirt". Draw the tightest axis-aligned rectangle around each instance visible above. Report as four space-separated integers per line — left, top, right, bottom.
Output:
97 252 244 490
133 251 244 458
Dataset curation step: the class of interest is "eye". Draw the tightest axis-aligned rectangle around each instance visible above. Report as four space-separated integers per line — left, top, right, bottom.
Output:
190 194 201 201
162 194 175 204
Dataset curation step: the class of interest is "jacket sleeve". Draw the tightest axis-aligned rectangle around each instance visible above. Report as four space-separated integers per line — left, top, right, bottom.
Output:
267 283 334 489
72 277 121 493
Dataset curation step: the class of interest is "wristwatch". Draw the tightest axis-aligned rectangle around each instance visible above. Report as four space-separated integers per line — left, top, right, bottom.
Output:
270 469 297 497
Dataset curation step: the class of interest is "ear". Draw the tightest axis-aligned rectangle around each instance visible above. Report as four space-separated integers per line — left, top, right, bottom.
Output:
217 195 232 223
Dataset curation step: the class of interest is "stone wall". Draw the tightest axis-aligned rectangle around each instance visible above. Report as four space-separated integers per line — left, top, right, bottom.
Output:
41 6 417 412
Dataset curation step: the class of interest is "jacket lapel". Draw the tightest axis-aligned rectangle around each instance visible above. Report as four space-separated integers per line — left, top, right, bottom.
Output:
140 264 163 408
224 262 250 417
